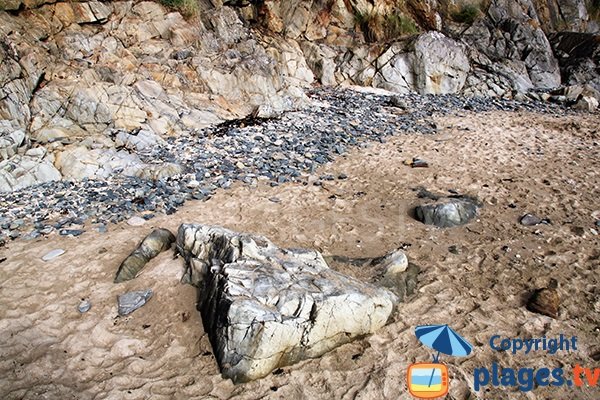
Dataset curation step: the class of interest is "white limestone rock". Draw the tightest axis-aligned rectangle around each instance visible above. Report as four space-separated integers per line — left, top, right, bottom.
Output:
414 31 470 95
176 224 397 383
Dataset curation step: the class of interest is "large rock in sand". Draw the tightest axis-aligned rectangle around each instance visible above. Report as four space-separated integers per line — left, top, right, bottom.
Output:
176 224 397 383
415 198 479 228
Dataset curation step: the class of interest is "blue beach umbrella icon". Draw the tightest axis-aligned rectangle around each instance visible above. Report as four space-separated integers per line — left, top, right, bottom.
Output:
415 324 473 387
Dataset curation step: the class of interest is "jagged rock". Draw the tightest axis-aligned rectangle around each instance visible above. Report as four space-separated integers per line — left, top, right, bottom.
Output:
115 130 165 152
0 154 61 192
574 96 599 112
114 228 176 283
72 2 112 24
415 198 479 228
117 289 153 316
135 162 183 181
300 41 338 86
414 31 470 94
531 0 596 33
550 32 600 94
0 122 27 161
379 249 409 279
176 224 397 383
374 44 416 94
464 0 561 90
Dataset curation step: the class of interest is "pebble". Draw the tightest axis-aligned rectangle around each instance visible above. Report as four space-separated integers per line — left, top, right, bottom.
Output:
127 216 146 227
78 299 92 313
42 249 65 261
520 213 543 226
526 279 559 319
60 229 84 236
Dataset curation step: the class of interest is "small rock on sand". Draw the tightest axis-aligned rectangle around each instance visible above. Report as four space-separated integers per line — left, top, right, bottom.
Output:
42 249 65 261
380 249 409 279
117 289 153 316
127 216 146 226
78 299 92 313
114 228 176 283
527 279 559 318
520 213 542 226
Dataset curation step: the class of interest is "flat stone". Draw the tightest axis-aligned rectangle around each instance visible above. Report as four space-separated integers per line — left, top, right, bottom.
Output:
117 289 153 316
520 213 543 226
60 229 84 236
127 216 146 227
42 249 65 261
177 224 397 383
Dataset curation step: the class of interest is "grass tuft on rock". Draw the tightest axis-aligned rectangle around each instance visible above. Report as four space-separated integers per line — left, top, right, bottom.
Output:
160 0 199 18
450 3 481 25
355 9 419 43
590 0 600 23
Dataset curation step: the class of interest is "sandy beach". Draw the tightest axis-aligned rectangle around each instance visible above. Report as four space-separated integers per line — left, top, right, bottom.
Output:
1 110 599 399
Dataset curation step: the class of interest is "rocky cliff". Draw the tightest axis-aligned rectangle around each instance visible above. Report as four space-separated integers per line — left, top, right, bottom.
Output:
0 0 598 192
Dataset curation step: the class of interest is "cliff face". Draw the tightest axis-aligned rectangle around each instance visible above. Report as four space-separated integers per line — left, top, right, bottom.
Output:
0 0 599 192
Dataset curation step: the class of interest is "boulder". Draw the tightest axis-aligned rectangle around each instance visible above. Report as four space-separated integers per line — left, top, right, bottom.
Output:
176 224 397 383
115 130 165 152
414 31 470 94
54 145 145 180
574 95 599 112
415 197 479 228
373 44 416 94
549 32 600 94
0 153 61 192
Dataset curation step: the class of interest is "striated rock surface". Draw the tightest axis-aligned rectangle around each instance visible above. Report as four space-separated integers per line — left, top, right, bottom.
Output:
414 31 470 94
176 224 397 383
0 0 314 190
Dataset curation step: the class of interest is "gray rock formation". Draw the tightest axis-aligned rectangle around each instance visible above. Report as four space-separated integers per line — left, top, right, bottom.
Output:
549 32 600 94
415 198 479 228
115 228 176 283
462 0 562 95
176 224 397 383
0 151 61 192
